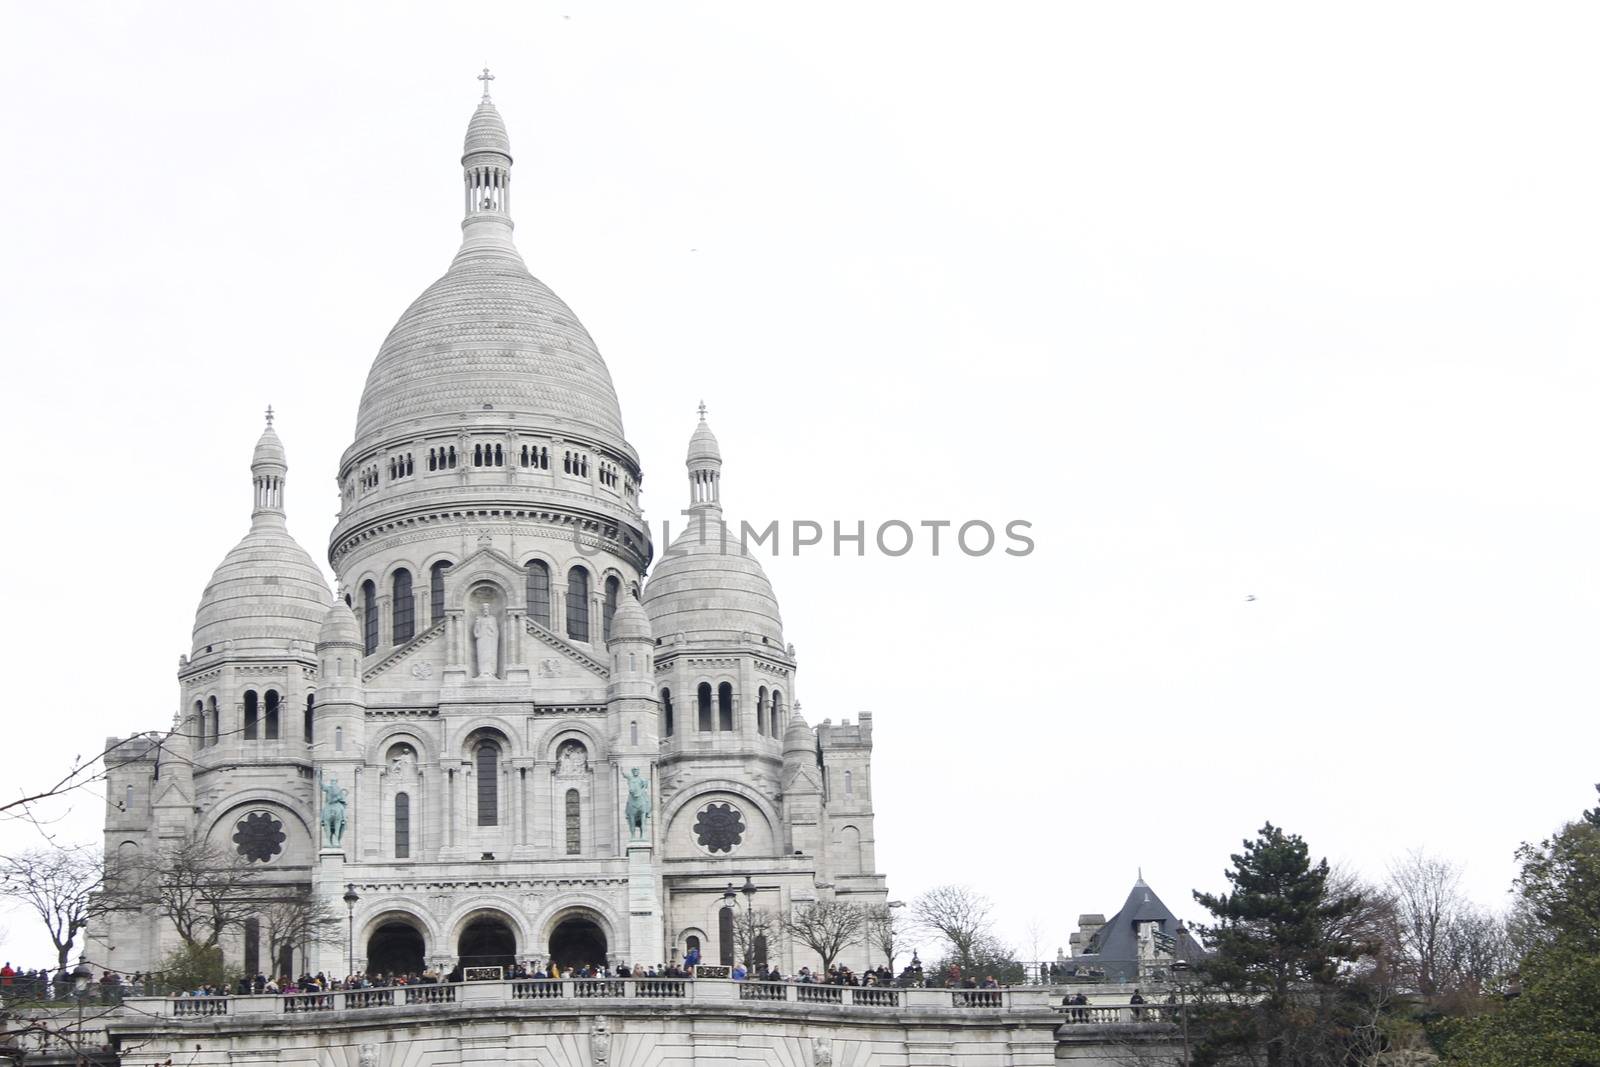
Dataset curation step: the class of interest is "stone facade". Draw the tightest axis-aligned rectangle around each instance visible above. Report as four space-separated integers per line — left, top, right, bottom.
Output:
108 984 1066 1067
91 82 886 981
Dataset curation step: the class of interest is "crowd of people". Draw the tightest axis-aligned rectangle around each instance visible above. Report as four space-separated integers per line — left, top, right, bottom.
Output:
0 962 146 1003
5 956 1025 1002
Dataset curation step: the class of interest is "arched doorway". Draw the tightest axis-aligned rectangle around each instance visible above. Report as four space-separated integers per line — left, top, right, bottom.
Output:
457 915 517 971
367 921 425 977
549 915 608 970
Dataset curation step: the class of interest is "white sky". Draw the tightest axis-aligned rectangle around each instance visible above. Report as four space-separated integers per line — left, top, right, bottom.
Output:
3 3 1599 969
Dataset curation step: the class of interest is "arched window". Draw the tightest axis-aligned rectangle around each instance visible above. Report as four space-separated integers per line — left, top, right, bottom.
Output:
430 560 452 626
630 720 639 745
394 793 411 859
770 689 783 738
264 690 280 740
565 789 581 855
697 683 712 732
845 770 854 796
192 700 203 745
476 742 499 826
207 697 218 748
661 688 674 737
756 687 768 737
304 694 314 744
392 569 414 643
718 683 734 731
525 560 551 628
566 566 590 642
243 690 259 740
361 580 378 654
335 725 344 752
602 575 620 641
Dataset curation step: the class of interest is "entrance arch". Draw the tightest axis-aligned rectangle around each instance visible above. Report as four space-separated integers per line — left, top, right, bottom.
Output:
367 921 425 977
549 915 608 970
457 914 517 971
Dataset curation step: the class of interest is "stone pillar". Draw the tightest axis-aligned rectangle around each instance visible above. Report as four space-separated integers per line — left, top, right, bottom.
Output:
626 842 663 966
312 849 353 976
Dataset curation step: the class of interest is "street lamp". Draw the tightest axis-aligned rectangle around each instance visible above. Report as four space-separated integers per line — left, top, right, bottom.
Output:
343 884 360 978
1170 959 1194 1067
721 877 759 967
71 956 93 1067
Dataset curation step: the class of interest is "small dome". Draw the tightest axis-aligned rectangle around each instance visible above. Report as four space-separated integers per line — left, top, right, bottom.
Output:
192 521 333 657
317 598 362 648
687 415 721 466
783 706 814 756
609 592 652 644
251 422 286 468
642 516 783 647
463 96 511 158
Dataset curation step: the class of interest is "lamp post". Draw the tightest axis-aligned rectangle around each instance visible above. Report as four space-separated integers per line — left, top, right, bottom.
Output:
71 956 93 1067
1170 959 1194 1067
343 884 360 978
721 877 759 967
881 900 906 972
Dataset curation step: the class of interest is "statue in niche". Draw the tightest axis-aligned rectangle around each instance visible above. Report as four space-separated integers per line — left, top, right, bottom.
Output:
389 744 416 775
319 771 348 849
472 603 499 679
624 767 652 840
558 742 587 776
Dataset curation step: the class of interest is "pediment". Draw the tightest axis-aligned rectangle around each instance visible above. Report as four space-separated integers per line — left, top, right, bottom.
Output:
526 618 610 681
363 620 447 685
151 773 193 810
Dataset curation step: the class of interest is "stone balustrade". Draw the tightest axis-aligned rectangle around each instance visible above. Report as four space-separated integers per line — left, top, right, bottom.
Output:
136 978 1060 1019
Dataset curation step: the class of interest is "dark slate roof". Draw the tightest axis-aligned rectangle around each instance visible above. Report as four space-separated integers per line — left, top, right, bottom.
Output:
1071 879 1207 982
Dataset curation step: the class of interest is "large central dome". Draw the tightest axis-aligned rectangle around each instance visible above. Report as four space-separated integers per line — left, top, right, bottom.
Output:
349 91 626 454
353 258 626 447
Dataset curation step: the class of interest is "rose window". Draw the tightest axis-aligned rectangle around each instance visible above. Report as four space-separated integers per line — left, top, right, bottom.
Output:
693 802 745 854
233 810 287 863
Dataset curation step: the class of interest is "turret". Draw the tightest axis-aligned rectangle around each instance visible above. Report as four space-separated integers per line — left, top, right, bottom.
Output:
781 705 822 857
314 597 367 759
607 592 658 763
686 401 722 513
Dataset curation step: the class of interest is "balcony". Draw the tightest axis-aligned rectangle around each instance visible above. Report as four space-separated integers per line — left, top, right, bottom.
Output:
129 979 1057 1019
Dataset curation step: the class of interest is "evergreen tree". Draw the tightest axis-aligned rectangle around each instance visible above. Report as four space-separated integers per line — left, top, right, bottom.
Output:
1440 789 1600 1065
1190 823 1372 1067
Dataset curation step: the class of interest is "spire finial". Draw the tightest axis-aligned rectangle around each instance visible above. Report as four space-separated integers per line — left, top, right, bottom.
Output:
264 404 274 427
478 66 495 99
697 399 707 421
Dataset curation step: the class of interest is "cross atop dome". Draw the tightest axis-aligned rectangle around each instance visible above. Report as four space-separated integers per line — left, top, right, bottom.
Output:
264 404 274 427
478 66 495 99
685 405 722 510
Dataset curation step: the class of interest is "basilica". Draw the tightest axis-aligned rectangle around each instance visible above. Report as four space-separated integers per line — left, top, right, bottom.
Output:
91 80 887 982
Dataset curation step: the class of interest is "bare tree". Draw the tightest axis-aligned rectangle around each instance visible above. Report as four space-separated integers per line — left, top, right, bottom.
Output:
0 845 104 971
261 892 343 976
729 906 778 969
1439 904 1511 999
863 904 909 971
1387 849 1463 998
781 901 867 973
111 839 260 951
912 885 995 972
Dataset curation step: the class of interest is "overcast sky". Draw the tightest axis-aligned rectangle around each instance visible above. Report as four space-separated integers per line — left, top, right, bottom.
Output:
3 3 1599 968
